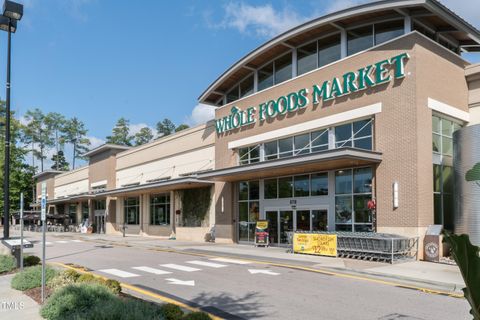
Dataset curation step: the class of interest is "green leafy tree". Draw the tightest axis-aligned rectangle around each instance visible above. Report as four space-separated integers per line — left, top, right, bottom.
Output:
23 108 53 172
0 101 36 217
175 124 190 132
466 163 480 187
134 127 154 146
44 112 67 171
156 118 175 137
443 232 480 319
106 118 133 146
50 150 69 171
63 117 90 169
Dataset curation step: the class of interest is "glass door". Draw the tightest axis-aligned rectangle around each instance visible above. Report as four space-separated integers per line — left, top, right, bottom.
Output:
296 210 311 231
266 210 278 245
279 210 294 245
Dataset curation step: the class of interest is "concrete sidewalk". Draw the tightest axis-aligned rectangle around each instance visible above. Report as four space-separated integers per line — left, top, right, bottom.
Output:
14 230 466 294
0 274 42 320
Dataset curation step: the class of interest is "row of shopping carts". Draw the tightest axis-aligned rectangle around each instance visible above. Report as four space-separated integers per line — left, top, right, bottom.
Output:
288 231 419 263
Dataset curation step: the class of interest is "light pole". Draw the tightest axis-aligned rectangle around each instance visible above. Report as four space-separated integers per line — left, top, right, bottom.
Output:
0 0 22 240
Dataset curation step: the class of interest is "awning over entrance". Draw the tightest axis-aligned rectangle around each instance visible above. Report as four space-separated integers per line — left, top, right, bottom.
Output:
97 177 214 197
198 147 382 182
47 194 95 205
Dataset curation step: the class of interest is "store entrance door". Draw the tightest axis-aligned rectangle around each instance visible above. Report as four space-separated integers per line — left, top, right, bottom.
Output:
94 211 106 234
265 209 294 246
266 207 328 246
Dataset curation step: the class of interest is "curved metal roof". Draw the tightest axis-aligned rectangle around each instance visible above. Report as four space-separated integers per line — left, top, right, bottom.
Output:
198 0 480 104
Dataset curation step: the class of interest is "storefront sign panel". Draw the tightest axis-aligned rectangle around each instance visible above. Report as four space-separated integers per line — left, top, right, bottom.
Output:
293 233 337 257
255 220 269 246
215 53 409 134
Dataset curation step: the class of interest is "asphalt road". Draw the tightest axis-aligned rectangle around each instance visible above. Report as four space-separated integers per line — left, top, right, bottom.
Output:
21 234 470 320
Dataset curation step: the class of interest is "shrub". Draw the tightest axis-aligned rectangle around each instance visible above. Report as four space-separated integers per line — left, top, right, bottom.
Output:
11 265 57 291
47 270 81 290
64 269 81 281
77 273 95 283
0 255 16 274
161 303 184 320
105 279 122 294
40 283 118 320
183 312 212 320
77 273 121 294
23 255 41 267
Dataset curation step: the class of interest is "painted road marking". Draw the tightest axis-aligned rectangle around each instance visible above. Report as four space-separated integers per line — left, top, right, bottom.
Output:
165 278 195 286
186 260 227 268
160 264 201 272
71 240 83 243
98 269 140 278
55 240 68 244
132 266 172 275
210 257 250 265
248 269 280 276
45 242 53 245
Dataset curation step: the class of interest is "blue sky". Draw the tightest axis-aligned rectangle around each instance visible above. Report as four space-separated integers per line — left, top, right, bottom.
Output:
5 0 480 154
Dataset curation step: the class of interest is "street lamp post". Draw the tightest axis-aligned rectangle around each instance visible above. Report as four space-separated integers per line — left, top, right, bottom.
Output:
0 0 22 240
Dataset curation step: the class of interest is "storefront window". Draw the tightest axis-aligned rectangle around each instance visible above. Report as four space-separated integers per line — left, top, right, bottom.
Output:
432 114 461 232
239 145 260 165
94 200 106 211
311 173 328 196
226 86 239 103
278 177 293 198
69 204 77 225
236 119 373 165
274 53 292 84
318 34 341 68
294 134 310 155
239 74 254 98
265 141 278 160
297 41 317 75
294 175 310 197
335 119 372 150
347 25 373 56
81 202 89 220
258 62 274 91
150 194 170 225
124 197 140 225
278 137 294 158
335 167 373 231
374 20 404 45
264 179 278 199
311 129 329 153
238 181 259 243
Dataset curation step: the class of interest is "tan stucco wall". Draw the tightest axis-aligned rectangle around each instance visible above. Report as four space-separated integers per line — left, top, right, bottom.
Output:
54 166 89 198
36 176 56 201
116 123 215 171
88 151 117 190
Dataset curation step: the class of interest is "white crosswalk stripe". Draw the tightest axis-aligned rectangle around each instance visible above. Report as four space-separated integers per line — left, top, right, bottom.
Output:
71 240 83 243
55 240 68 244
132 266 172 275
186 260 227 268
45 242 53 245
210 257 250 265
160 264 201 272
99 269 140 278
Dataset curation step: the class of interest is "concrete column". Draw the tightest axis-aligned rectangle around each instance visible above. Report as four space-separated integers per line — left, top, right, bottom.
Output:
404 16 412 33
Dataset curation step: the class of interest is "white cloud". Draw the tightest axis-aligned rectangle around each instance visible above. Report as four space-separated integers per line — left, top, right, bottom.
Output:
86 135 105 149
187 103 216 126
127 123 155 137
214 2 309 38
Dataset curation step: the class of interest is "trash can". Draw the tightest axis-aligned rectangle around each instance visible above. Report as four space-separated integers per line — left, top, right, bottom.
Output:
423 225 442 262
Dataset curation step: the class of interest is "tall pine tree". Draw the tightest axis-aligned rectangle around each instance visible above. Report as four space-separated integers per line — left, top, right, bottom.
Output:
106 118 133 146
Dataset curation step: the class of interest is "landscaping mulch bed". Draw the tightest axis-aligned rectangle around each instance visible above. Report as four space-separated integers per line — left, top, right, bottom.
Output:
24 286 53 304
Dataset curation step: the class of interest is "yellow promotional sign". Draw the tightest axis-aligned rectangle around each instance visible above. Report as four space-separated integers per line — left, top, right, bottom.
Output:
256 220 268 230
293 233 337 257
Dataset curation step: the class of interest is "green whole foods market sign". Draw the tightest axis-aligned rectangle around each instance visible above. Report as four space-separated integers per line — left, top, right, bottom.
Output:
215 53 409 134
